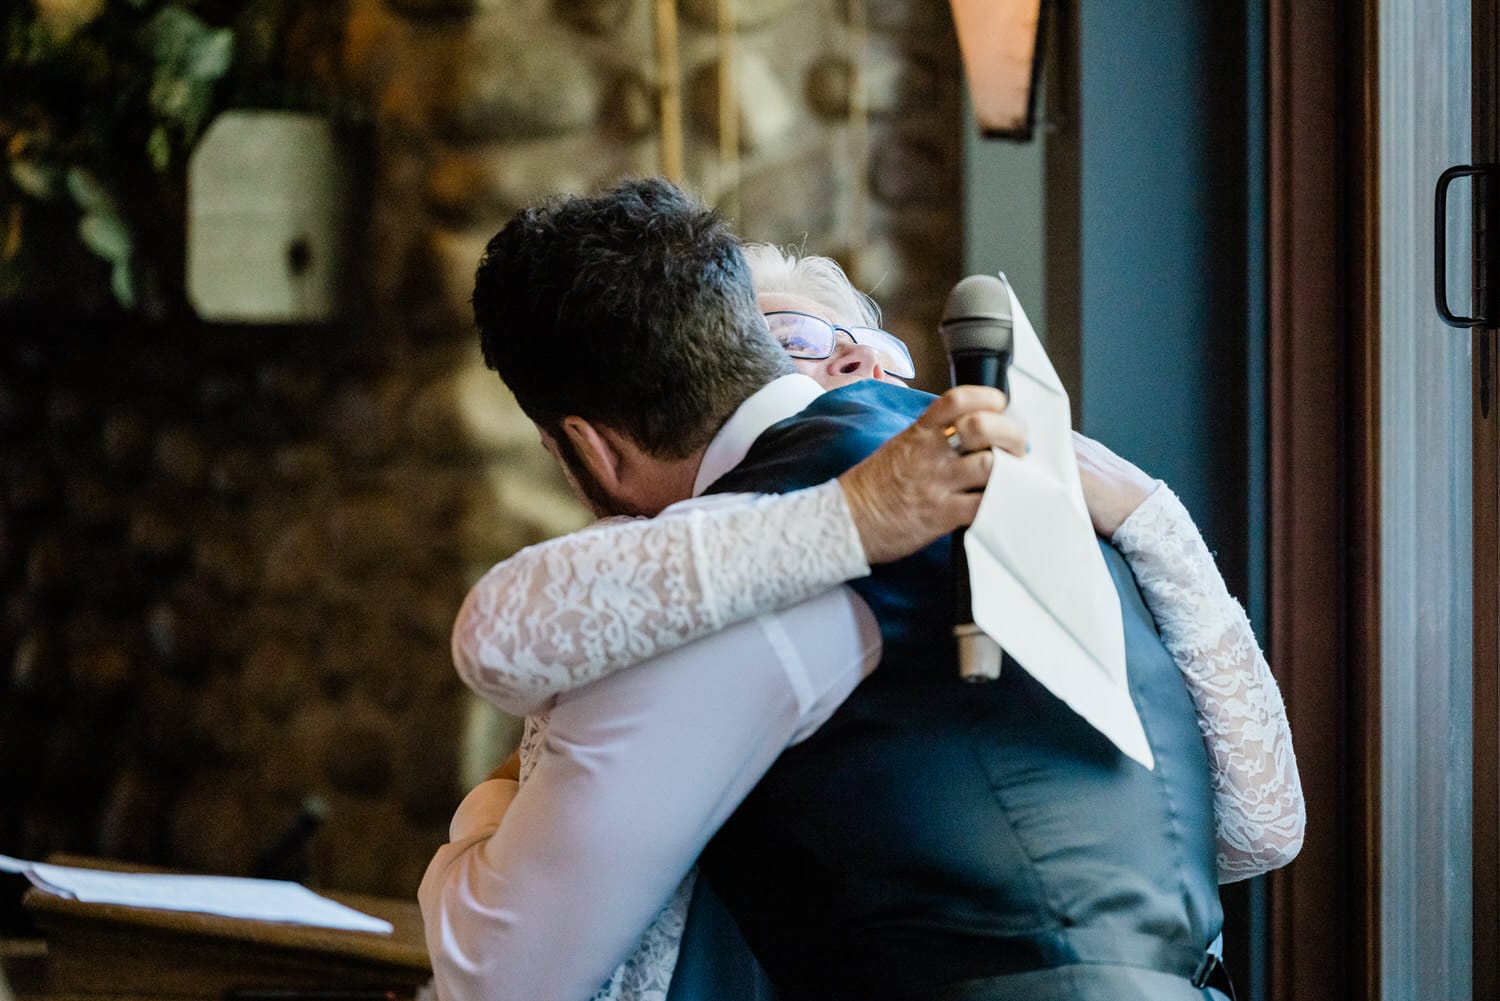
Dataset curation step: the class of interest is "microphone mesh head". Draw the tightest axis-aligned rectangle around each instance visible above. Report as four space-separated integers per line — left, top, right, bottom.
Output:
940 274 1013 354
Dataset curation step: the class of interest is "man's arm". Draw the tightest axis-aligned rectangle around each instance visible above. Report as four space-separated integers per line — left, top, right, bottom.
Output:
454 387 1015 717
421 586 881 1001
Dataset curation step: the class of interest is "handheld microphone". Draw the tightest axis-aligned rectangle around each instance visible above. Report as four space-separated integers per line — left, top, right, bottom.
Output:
939 274 1015 682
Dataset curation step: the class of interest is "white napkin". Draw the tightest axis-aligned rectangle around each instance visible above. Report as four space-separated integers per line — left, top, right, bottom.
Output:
964 278 1154 769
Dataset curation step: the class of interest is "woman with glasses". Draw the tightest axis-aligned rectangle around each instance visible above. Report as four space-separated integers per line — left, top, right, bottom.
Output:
746 244 918 388
422 245 1303 1001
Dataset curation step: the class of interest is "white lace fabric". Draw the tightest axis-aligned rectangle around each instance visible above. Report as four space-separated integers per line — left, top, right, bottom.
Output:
1113 485 1307 881
453 482 869 717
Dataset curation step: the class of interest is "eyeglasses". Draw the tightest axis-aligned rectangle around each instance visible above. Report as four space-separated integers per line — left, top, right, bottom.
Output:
763 311 917 380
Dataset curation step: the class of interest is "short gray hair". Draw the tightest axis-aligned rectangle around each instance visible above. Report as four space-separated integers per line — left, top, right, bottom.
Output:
742 243 882 327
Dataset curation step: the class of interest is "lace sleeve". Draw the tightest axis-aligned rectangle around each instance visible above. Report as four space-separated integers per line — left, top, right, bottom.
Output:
1113 486 1306 883
453 480 870 716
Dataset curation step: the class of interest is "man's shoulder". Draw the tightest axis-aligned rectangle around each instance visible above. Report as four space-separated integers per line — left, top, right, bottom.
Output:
705 381 936 494
815 379 936 420
775 380 935 442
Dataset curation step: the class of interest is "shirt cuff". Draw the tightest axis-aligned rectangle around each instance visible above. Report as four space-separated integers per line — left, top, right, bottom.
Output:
448 778 520 841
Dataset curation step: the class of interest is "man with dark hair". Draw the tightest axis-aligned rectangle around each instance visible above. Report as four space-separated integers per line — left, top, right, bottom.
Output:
439 176 1236 1001
473 179 792 515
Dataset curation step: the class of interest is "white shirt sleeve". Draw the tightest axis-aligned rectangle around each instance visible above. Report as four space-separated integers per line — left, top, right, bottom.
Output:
1112 484 1307 882
419 586 882 1001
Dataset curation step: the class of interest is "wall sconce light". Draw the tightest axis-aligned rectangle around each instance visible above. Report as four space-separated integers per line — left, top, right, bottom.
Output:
949 0 1046 140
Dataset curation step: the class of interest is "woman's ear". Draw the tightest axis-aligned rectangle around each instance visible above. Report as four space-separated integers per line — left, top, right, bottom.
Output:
560 415 623 495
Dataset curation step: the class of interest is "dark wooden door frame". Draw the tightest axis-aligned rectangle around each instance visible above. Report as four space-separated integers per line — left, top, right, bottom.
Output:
1471 2 1498 998
1265 1 1381 999
1475 330 1498 1001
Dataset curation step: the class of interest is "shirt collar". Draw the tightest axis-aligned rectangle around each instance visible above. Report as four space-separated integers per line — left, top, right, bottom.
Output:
692 374 825 496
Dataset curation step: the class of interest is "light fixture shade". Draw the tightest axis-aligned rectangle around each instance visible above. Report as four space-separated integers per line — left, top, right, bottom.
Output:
949 0 1045 140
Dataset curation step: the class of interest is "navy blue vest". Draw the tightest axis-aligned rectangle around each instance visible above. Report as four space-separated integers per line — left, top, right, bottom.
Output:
692 380 1223 1001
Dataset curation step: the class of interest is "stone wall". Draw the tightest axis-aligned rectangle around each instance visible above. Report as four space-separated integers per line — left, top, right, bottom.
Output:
355 0 964 382
0 0 961 898
0 306 586 895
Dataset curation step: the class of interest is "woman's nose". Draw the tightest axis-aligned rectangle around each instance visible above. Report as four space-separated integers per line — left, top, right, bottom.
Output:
826 337 883 378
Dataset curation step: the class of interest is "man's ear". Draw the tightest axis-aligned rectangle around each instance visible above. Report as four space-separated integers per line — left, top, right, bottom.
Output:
560 415 624 494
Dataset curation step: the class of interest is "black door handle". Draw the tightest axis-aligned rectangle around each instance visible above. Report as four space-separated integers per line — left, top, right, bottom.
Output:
1435 163 1497 328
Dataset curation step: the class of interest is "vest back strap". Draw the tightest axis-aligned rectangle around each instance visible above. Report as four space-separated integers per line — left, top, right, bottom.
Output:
872 929 1229 1001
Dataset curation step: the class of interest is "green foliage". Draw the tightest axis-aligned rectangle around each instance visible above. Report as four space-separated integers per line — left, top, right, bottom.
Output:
1 1 243 311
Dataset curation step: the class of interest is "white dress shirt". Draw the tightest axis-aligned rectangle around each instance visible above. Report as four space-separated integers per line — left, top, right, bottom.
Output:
420 587 880 1001
421 376 879 1001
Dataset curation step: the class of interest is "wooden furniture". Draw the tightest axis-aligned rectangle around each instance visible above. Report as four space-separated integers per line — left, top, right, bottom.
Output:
11 857 429 1001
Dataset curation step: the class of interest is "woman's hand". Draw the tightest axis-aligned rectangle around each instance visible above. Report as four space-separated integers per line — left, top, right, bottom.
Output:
1073 431 1157 538
838 386 1026 565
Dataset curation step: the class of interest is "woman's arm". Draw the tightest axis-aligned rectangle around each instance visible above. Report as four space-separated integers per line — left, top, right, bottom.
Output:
1083 434 1306 883
452 485 869 717
455 387 1019 717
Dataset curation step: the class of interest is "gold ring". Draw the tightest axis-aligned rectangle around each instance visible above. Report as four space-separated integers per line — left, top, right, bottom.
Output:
944 426 963 453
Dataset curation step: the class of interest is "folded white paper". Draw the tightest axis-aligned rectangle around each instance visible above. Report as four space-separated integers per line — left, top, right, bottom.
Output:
964 278 1154 769
0 854 393 934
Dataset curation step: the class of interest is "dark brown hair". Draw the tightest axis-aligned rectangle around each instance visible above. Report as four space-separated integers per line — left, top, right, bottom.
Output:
472 177 793 458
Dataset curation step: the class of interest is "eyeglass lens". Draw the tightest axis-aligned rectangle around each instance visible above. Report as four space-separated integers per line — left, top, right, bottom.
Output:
763 312 916 379
764 312 834 358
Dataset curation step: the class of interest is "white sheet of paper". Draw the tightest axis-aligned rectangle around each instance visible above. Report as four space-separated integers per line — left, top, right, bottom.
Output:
0 854 393 934
964 277 1155 769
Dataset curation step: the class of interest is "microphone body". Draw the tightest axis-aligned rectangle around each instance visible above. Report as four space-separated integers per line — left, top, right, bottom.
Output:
950 353 1010 399
939 275 1016 682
